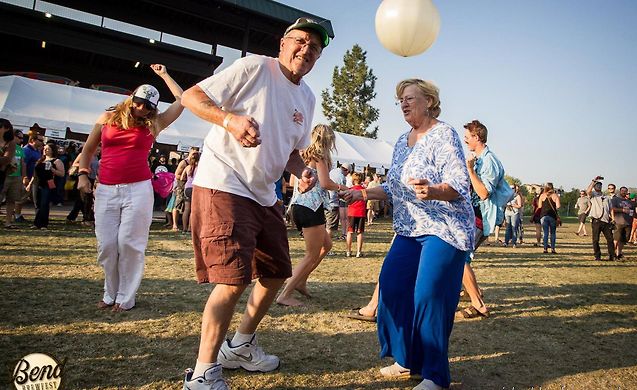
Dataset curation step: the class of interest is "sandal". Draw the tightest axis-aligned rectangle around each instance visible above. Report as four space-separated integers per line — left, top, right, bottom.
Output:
460 306 490 319
379 362 411 378
459 289 484 302
4 224 18 229
346 307 376 322
97 301 114 309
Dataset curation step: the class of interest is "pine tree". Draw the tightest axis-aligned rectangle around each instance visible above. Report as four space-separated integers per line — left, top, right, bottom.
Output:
321 44 379 138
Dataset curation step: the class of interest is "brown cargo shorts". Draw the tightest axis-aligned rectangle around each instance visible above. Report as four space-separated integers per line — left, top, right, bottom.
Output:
191 186 292 285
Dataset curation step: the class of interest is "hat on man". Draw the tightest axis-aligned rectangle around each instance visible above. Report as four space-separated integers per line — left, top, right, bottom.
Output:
341 163 351 172
132 84 160 110
285 17 330 48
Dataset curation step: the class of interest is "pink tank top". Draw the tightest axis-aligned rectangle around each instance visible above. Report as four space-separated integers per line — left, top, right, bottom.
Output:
99 123 154 185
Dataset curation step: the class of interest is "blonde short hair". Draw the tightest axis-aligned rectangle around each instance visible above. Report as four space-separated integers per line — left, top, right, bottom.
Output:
395 79 441 118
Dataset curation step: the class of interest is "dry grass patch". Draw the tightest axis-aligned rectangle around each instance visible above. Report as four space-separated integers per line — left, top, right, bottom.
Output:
1 217 636 389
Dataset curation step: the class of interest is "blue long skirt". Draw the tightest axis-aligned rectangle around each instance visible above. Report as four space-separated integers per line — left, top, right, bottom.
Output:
377 234 466 388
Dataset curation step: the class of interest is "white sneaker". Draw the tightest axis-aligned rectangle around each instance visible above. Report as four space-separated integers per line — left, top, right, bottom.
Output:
356 252 363 258
413 378 443 390
217 335 280 372
346 251 351 257
183 364 228 390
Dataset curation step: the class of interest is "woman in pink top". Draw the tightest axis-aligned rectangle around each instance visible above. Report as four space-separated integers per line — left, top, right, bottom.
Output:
78 64 184 312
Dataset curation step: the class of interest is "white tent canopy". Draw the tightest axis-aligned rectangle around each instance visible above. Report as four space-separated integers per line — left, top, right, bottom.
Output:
0 75 393 167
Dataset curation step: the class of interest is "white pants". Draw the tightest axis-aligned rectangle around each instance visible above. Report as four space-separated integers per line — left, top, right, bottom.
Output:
94 180 153 310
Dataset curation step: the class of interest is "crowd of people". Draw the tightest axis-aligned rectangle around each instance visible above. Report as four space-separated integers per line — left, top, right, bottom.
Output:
1 16 636 390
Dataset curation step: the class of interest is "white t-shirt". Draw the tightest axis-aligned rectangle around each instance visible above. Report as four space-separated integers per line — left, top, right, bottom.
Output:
193 55 314 206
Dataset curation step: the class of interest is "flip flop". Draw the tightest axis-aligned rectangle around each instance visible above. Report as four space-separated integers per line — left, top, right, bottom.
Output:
346 308 377 322
460 306 490 319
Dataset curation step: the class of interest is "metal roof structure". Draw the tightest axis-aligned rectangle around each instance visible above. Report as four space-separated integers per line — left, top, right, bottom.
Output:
0 0 334 100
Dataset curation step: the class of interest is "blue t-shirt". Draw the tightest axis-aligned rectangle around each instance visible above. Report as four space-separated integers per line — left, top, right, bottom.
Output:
22 144 41 179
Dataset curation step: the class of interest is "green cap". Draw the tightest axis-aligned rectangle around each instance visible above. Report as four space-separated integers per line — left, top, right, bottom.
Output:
285 17 330 48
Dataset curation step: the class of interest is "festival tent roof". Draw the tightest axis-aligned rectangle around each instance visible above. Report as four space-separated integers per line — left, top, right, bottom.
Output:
0 75 393 167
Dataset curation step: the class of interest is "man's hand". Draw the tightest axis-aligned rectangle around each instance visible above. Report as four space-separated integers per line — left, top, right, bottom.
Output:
297 168 317 194
150 64 167 76
466 153 477 171
339 189 362 204
226 115 261 148
408 177 435 200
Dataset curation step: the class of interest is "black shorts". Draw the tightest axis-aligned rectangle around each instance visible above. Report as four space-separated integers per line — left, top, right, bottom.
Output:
347 216 365 234
292 204 326 229
578 213 587 224
184 187 193 201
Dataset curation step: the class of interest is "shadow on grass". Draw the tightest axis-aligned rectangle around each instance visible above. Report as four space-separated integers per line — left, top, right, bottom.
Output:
1 276 637 388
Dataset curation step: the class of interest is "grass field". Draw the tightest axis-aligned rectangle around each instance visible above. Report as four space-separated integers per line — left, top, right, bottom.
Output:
1 216 636 389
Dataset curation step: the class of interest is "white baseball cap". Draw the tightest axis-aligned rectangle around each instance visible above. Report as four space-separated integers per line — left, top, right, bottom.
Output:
132 84 160 110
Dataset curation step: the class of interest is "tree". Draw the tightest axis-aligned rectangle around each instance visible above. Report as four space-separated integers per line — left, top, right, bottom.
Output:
321 44 379 138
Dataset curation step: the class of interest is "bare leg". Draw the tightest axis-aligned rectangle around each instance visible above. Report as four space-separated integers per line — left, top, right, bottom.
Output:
297 230 332 292
359 282 379 317
172 208 180 230
277 225 330 306
346 231 353 254
4 201 15 226
356 233 364 254
198 283 248 363
238 278 285 333
183 201 192 232
462 263 489 315
367 209 374 225
494 225 502 244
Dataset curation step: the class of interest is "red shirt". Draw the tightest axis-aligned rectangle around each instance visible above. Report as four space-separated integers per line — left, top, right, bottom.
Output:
348 184 366 217
98 123 154 185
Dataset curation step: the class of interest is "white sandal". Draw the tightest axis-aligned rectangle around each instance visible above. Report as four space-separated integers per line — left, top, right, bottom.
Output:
380 362 411 378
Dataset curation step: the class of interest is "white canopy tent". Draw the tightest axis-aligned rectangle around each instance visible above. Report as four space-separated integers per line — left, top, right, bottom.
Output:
0 75 393 167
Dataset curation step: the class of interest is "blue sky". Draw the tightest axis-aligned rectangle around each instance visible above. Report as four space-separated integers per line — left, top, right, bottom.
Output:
267 0 637 190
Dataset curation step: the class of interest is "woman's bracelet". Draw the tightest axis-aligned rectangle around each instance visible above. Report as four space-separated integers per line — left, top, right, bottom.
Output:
222 113 234 129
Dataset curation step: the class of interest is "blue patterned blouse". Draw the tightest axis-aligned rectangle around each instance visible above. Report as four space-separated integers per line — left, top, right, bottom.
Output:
291 167 330 212
381 122 475 251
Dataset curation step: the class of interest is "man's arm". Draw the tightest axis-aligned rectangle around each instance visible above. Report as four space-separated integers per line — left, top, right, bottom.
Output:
285 150 316 194
181 85 261 147
0 139 16 168
585 180 597 197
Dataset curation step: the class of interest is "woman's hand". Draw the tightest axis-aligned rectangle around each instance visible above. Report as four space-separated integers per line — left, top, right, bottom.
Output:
150 64 167 76
77 175 92 194
408 177 435 200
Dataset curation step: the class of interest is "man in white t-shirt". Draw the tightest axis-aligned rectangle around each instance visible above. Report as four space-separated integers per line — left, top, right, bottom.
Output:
181 17 330 389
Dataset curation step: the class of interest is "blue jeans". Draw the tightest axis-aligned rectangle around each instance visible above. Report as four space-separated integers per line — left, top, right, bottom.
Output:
541 215 557 250
377 235 467 388
505 213 520 245
34 186 52 228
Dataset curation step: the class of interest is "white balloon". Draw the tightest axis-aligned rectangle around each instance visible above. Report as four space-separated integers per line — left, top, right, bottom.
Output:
375 0 441 57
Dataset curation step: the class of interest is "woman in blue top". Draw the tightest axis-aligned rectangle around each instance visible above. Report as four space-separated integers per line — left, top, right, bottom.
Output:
276 124 348 307
343 79 474 390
